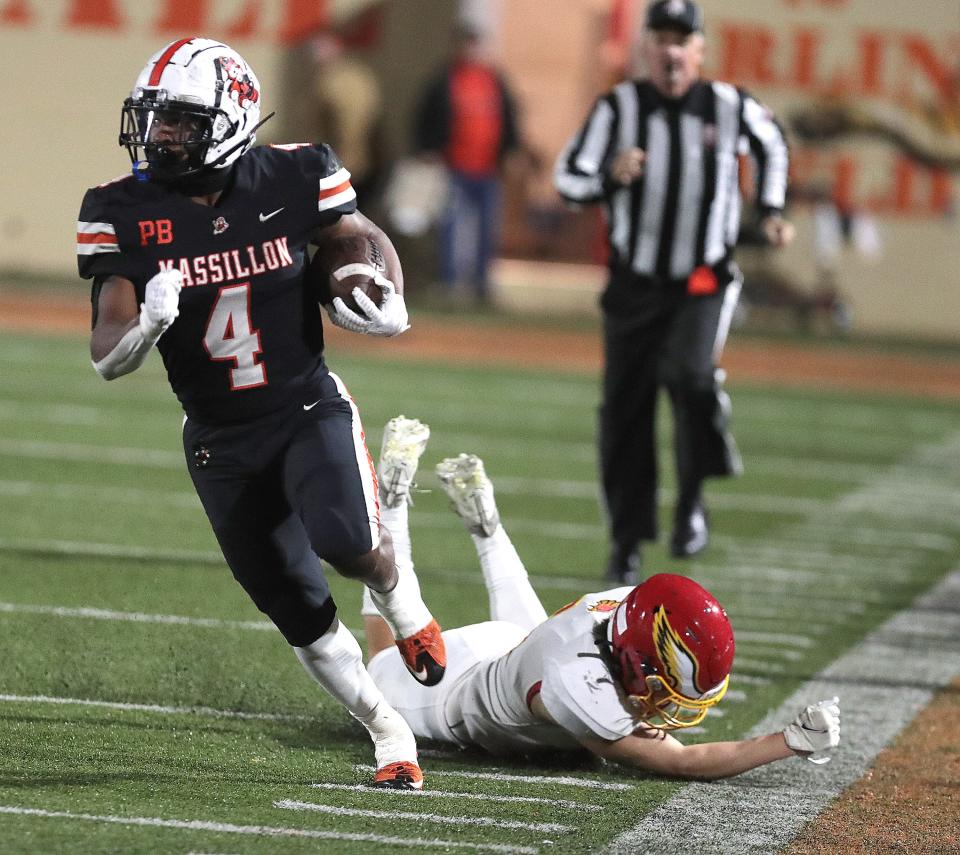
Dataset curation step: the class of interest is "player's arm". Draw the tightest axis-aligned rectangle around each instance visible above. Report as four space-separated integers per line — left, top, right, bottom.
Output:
531 694 839 781
578 726 794 780
90 270 183 379
312 211 403 295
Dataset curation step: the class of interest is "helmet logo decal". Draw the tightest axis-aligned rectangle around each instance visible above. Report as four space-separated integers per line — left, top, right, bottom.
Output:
219 57 259 109
588 599 621 614
652 605 698 696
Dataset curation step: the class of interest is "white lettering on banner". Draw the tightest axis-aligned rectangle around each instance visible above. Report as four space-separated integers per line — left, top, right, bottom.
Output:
702 2 959 216
158 237 294 287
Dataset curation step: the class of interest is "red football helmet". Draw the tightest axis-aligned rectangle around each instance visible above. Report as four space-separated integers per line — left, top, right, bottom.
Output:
607 573 734 729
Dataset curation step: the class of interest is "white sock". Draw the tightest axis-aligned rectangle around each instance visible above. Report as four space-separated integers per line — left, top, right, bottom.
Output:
473 526 548 631
366 502 432 637
382 503 413 569
354 701 418 767
294 620 383 718
360 584 379 618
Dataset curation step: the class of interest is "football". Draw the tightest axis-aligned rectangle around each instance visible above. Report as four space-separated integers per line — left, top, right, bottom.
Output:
309 235 387 313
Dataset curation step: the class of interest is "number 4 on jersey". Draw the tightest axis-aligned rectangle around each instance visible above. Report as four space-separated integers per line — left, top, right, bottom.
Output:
203 283 267 390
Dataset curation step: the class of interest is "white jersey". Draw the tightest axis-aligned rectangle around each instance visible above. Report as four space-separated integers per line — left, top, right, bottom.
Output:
442 587 639 755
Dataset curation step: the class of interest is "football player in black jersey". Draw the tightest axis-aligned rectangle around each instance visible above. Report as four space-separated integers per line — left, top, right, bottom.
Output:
77 37 443 790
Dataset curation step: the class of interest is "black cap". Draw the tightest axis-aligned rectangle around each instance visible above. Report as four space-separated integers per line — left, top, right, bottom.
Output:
645 0 704 35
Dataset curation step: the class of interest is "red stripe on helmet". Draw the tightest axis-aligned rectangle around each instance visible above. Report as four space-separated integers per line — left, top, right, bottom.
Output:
148 37 195 87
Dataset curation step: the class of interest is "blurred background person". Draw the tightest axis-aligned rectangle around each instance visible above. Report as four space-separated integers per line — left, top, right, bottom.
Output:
306 30 387 214
554 0 794 584
413 19 522 306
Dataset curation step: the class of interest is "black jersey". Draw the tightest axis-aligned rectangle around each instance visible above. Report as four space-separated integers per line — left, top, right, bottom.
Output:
77 144 357 424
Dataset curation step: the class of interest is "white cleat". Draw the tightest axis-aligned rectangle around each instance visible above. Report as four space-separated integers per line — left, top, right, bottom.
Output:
378 416 430 509
435 453 500 537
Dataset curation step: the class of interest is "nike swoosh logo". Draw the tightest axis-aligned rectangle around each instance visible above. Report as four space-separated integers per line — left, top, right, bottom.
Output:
303 400 321 411
410 666 431 683
259 207 284 222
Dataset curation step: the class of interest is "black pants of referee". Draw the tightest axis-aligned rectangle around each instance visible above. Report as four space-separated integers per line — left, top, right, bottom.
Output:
599 266 743 568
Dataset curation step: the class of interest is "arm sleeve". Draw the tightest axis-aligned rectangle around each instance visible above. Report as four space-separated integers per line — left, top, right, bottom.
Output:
76 187 137 282
292 143 358 226
553 95 619 205
739 89 790 217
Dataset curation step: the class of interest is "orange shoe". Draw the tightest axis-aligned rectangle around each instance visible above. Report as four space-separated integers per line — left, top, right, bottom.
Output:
396 619 446 686
372 760 424 790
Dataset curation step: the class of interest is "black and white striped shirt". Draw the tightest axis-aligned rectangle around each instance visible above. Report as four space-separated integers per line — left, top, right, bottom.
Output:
555 79 788 280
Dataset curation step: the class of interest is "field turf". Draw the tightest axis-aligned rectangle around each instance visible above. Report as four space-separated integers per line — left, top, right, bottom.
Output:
1 330 958 854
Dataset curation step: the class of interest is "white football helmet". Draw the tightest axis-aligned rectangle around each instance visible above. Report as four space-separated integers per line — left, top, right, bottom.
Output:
119 37 264 181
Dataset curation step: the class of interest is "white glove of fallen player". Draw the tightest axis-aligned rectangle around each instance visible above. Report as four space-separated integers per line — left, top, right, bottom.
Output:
139 269 183 339
783 696 840 760
327 272 410 337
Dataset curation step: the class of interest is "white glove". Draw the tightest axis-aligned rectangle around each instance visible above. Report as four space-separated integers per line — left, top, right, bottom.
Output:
783 697 840 758
326 273 410 337
324 298 368 333
139 269 183 339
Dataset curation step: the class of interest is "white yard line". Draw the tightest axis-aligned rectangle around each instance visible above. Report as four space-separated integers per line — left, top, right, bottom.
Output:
310 782 603 811
0 602 275 632
355 765 633 791
0 475 833 518
0 438 182 467
0 536 225 564
605 566 960 855
0 806 537 854
275 799 573 833
0 694 313 723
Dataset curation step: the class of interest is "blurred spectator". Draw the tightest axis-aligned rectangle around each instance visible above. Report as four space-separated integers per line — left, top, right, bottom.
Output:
413 20 521 305
307 31 387 212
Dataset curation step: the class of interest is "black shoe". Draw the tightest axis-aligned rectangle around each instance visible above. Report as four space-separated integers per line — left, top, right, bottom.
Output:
604 547 641 586
670 499 709 558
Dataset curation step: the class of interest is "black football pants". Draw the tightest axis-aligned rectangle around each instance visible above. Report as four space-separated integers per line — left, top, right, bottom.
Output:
599 277 742 558
183 372 378 647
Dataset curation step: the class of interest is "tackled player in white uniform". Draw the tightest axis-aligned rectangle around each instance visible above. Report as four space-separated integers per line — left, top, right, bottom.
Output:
363 417 841 779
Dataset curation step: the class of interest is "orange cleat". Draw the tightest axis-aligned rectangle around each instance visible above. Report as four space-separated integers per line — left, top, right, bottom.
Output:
396 619 446 686
372 760 424 790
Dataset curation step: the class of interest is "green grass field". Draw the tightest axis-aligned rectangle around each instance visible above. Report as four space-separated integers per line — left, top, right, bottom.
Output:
1 330 958 854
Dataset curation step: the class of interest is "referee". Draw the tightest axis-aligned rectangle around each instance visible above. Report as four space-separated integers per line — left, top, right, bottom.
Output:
554 0 794 583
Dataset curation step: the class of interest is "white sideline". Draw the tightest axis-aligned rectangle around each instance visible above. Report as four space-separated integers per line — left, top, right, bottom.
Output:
0 806 536 854
605 566 960 855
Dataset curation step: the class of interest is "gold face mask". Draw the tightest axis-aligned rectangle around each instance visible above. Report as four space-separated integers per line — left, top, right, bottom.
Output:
627 673 729 729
